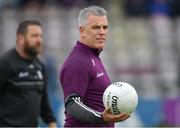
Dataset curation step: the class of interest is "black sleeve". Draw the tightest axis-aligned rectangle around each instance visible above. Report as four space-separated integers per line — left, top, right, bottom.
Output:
65 93 107 125
40 66 56 124
0 54 9 91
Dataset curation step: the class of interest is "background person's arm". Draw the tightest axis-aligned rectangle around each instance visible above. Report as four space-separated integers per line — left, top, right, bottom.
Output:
40 66 57 126
0 54 9 91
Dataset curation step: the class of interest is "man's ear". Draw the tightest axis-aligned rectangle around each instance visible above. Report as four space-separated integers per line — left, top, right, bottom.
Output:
79 26 85 37
17 34 25 45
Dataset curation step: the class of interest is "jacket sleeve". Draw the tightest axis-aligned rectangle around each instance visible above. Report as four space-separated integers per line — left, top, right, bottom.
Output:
0 54 9 92
65 93 107 125
40 66 56 124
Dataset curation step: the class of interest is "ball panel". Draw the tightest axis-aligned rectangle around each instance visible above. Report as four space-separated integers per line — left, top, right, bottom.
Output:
103 91 122 115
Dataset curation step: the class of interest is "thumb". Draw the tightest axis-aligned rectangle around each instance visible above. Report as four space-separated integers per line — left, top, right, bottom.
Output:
105 107 112 113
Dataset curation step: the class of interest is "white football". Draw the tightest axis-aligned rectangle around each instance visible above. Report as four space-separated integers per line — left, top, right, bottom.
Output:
103 82 138 115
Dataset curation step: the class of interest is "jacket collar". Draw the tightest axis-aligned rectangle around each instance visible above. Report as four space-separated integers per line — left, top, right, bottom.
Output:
76 40 102 56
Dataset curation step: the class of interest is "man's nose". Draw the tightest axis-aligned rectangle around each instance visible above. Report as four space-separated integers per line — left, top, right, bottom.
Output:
37 36 42 42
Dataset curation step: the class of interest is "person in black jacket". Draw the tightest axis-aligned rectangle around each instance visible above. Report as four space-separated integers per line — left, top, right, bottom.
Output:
0 20 56 127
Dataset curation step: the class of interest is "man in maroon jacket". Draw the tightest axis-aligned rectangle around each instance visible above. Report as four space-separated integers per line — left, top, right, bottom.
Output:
60 5 130 127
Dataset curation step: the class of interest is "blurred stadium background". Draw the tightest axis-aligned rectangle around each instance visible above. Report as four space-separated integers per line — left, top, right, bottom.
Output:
0 0 180 127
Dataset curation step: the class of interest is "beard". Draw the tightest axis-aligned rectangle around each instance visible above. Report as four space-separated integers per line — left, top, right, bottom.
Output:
24 40 42 58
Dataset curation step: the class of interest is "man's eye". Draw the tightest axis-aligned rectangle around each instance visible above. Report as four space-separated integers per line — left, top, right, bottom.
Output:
103 26 108 29
92 26 100 29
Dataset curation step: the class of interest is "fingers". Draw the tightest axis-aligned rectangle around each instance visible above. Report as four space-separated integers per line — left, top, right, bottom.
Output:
102 107 131 123
112 113 130 122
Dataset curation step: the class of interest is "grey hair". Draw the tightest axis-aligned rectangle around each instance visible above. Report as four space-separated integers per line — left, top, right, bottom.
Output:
78 5 107 27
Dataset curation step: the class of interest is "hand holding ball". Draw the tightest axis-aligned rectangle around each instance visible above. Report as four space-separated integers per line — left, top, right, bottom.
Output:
103 82 138 115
